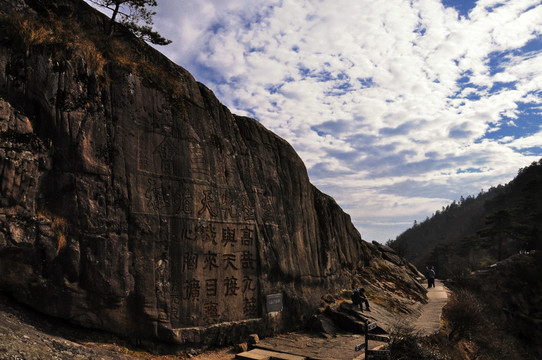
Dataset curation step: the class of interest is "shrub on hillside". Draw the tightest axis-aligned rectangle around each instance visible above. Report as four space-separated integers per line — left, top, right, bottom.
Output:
444 289 485 339
388 321 447 360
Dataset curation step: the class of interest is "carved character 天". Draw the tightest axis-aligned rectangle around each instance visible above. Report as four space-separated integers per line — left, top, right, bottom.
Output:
223 253 238 270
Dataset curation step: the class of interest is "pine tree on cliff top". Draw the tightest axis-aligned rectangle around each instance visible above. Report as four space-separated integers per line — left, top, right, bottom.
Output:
89 0 172 45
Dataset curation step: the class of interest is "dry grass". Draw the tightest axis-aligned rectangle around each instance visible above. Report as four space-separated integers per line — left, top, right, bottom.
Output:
38 210 69 254
106 38 139 73
52 216 68 253
4 12 107 77
3 3 186 102
74 37 107 76
11 15 52 47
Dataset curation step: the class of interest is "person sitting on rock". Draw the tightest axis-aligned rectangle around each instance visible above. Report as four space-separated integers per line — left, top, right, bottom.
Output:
351 288 370 312
359 288 370 311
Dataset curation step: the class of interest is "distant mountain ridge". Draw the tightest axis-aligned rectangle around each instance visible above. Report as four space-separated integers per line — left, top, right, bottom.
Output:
389 159 542 277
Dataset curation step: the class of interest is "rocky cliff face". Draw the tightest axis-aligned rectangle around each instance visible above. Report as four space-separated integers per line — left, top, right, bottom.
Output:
0 0 425 347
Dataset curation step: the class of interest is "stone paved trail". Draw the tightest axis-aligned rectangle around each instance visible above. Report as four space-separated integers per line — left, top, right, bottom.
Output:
413 279 449 336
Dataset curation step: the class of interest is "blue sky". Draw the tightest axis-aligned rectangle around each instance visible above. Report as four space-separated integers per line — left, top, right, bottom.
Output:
88 0 542 242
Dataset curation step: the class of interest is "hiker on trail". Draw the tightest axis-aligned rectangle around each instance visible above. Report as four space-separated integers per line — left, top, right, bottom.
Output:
426 266 435 288
351 288 370 312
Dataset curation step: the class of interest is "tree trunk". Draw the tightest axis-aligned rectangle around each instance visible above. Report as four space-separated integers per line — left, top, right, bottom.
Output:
109 2 121 36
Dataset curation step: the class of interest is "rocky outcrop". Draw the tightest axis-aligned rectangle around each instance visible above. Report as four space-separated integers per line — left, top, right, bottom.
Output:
0 0 425 347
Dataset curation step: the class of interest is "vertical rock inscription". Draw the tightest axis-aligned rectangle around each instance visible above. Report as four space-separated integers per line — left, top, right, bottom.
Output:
134 125 259 327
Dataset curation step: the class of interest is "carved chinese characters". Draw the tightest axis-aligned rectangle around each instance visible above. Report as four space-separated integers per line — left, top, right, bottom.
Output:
134 127 260 327
169 220 259 326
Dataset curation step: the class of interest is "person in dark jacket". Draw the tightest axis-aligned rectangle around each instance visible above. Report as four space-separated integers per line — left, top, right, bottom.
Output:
426 266 436 288
351 288 370 311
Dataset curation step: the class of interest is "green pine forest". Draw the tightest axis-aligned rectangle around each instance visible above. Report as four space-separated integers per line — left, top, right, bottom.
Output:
387 158 542 279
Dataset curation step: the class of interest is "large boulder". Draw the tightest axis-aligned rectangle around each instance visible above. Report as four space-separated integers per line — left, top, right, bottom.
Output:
0 0 424 347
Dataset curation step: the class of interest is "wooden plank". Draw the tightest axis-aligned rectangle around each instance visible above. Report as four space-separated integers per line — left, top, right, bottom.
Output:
354 342 366 351
246 349 306 360
366 334 390 343
235 350 270 360
367 322 377 331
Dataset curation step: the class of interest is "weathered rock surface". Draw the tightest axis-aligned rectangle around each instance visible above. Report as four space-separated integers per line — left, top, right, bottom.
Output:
0 0 426 348
0 293 138 360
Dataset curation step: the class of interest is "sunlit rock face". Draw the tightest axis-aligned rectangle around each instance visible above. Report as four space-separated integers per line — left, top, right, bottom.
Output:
0 0 423 347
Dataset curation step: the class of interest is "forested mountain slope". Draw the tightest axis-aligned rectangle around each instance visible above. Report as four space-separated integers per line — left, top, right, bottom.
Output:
388 159 542 277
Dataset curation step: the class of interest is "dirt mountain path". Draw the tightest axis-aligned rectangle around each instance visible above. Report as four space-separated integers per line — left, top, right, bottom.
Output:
413 279 449 336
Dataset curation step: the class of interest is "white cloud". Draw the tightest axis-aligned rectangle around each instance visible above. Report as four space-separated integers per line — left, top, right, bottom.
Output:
88 0 542 242
507 126 542 150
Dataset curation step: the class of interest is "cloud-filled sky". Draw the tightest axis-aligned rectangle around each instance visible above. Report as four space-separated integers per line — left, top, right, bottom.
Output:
89 0 542 242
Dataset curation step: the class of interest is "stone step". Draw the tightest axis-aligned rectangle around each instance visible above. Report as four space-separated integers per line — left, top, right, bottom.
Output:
236 348 307 360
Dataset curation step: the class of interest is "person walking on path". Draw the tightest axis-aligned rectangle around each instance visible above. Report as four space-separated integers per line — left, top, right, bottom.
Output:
426 266 436 288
